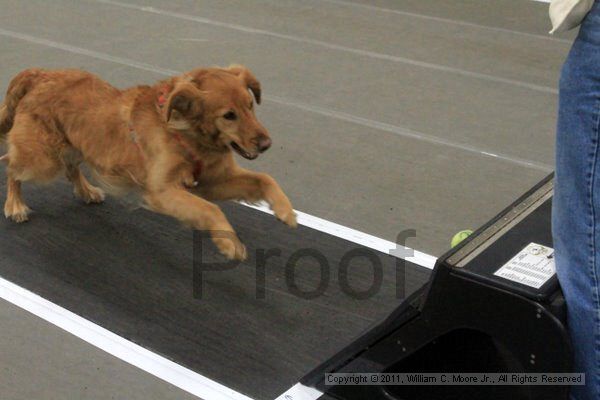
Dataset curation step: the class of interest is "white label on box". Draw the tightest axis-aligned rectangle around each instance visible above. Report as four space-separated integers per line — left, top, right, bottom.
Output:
493 243 556 289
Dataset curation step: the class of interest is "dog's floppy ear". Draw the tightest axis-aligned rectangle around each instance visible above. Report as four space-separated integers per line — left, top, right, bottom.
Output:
165 83 203 122
226 65 262 104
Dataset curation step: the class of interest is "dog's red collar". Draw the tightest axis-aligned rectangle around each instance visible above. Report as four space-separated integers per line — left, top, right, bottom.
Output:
157 85 169 109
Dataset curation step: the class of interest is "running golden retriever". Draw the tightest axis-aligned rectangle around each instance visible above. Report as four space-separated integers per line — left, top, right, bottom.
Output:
0 66 296 260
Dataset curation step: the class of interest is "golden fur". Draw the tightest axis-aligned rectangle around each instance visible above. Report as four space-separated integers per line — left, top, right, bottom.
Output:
0 66 296 260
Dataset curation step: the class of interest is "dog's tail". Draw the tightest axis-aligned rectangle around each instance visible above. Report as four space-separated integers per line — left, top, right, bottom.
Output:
0 102 11 141
0 68 45 139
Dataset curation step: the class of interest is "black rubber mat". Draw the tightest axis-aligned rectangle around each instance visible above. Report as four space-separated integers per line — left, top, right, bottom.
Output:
0 174 431 399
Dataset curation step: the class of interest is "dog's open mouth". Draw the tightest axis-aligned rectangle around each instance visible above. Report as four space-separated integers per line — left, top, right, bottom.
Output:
230 141 258 160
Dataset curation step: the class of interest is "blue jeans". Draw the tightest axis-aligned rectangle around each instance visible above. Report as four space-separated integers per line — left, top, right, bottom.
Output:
553 2 600 399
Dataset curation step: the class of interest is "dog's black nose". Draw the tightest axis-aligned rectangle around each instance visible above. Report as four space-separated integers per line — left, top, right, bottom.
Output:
256 135 272 153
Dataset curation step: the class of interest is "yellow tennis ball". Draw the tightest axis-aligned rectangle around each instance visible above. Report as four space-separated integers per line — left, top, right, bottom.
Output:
451 230 473 248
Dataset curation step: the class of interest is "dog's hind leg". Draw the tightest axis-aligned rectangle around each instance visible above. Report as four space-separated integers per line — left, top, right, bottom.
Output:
4 176 30 223
63 151 105 204
4 114 64 222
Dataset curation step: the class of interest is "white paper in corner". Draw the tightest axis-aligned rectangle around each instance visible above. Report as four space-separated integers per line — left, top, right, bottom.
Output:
494 243 556 289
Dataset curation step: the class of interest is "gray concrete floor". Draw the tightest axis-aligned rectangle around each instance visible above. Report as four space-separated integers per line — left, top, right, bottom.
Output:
0 0 572 399
0 299 197 400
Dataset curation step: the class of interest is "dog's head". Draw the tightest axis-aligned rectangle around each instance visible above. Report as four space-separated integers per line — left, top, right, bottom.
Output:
163 65 270 160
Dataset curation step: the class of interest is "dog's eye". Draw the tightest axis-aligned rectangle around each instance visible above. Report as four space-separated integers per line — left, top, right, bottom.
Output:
223 111 237 121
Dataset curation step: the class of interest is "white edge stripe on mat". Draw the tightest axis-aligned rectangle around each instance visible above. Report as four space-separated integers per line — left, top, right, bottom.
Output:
242 202 437 270
0 276 254 400
275 383 323 400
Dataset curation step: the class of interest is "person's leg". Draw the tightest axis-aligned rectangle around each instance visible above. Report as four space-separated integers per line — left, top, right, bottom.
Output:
553 3 600 399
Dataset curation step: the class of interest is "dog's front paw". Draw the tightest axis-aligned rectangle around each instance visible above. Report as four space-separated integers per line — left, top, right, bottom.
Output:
213 234 247 261
273 202 297 228
80 186 105 204
4 202 31 223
